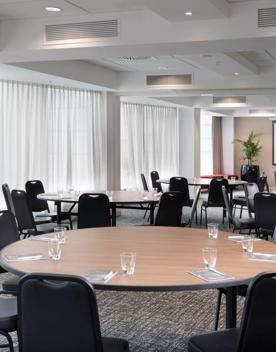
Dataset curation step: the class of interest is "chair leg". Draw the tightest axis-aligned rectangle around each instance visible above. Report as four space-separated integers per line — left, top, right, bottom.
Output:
195 208 198 224
204 208 207 228
240 206 243 218
214 290 223 330
0 331 14 352
200 206 203 224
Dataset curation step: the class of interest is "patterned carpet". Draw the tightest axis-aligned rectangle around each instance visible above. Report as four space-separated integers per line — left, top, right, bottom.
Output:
0 194 245 351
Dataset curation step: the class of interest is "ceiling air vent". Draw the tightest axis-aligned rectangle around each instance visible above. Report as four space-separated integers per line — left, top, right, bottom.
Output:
146 74 192 86
258 8 276 27
45 19 118 42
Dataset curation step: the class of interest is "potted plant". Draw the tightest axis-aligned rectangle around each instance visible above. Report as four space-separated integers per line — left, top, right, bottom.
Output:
233 131 263 182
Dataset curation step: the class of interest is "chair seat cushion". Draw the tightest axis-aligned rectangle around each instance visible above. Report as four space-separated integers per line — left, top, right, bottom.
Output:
103 336 129 352
233 217 256 229
2 274 20 293
232 197 246 206
183 199 193 207
188 328 239 352
0 296 17 332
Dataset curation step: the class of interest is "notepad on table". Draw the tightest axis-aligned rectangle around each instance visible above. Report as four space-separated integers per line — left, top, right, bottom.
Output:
83 270 117 283
190 269 234 282
5 253 45 261
248 252 276 262
31 234 55 242
227 235 261 243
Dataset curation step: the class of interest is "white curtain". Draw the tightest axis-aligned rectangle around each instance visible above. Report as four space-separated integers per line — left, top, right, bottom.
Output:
121 102 179 190
0 80 106 208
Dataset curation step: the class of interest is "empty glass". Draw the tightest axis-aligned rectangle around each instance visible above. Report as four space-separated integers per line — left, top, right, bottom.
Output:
208 223 219 239
120 252 136 275
202 247 217 269
54 227 67 244
48 238 62 260
106 190 113 201
241 235 254 253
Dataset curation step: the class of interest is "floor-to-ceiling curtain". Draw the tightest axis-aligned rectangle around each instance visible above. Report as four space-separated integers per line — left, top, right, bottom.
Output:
121 102 179 190
0 80 106 208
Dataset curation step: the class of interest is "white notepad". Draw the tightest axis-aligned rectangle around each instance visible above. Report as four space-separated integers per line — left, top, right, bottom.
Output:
83 270 117 283
190 269 234 282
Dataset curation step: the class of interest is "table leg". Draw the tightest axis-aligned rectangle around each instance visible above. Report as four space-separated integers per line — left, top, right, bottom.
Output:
111 205 116 227
150 203 154 225
225 286 237 328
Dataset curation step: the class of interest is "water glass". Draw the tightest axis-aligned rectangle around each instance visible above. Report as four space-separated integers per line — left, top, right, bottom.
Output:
241 235 254 253
106 190 113 201
54 227 67 244
48 238 62 260
202 247 217 269
120 252 136 275
208 223 219 239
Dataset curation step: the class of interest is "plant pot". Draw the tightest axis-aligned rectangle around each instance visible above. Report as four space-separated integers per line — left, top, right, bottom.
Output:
240 164 260 183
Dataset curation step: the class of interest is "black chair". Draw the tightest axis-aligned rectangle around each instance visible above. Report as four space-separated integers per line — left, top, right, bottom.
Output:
188 187 201 227
2 184 16 217
0 211 21 293
244 183 259 217
17 273 129 352
200 178 228 227
155 192 185 226
188 271 276 352
0 294 17 352
78 193 111 229
25 180 73 229
222 186 256 234
254 192 276 238
11 190 57 237
141 174 149 192
150 171 163 193
169 177 197 224
257 175 269 192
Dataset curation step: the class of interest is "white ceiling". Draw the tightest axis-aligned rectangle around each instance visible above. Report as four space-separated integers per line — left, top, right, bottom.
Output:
0 0 276 111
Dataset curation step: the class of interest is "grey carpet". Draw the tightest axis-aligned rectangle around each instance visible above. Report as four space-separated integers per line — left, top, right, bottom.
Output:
0 193 245 351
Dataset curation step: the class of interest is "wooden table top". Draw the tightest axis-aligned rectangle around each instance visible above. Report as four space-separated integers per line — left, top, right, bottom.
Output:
1 227 276 291
158 177 247 187
38 190 160 204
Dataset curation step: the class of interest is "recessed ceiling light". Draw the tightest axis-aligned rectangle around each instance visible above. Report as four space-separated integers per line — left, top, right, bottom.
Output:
45 6 62 12
185 11 193 16
234 72 239 76
157 66 168 70
200 93 213 97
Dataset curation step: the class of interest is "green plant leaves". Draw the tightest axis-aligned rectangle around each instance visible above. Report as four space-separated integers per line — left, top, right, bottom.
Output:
233 131 263 165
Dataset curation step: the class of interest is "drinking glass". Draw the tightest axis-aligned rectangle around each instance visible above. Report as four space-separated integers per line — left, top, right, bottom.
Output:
241 235 254 253
120 252 136 275
48 238 62 260
54 227 67 244
106 190 113 201
208 223 219 239
202 247 217 269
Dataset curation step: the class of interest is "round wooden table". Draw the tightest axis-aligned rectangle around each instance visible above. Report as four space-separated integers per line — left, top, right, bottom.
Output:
38 190 160 226
1 227 276 328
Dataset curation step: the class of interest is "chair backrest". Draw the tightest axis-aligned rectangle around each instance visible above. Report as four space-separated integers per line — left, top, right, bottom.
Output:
257 176 269 192
0 210 20 250
237 271 276 352
141 174 149 192
207 178 228 204
78 193 111 229
11 190 36 232
2 183 16 216
272 226 276 244
188 187 201 227
244 183 259 216
155 192 184 226
25 180 49 212
222 186 233 222
18 273 104 352
169 177 191 204
254 192 276 231
150 171 163 193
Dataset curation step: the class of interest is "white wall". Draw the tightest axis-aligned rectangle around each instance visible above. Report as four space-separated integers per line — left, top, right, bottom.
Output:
222 116 234 174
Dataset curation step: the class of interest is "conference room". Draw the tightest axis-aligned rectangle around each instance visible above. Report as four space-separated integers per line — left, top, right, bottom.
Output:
1 0 276 351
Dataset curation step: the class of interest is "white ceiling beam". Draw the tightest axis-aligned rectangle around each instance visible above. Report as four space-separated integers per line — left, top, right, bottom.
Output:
225 52 259 75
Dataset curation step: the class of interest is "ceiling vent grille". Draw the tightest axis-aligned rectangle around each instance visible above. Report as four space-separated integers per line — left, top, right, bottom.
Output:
146 74 192 86
45 19 118 42
258 8 276 27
